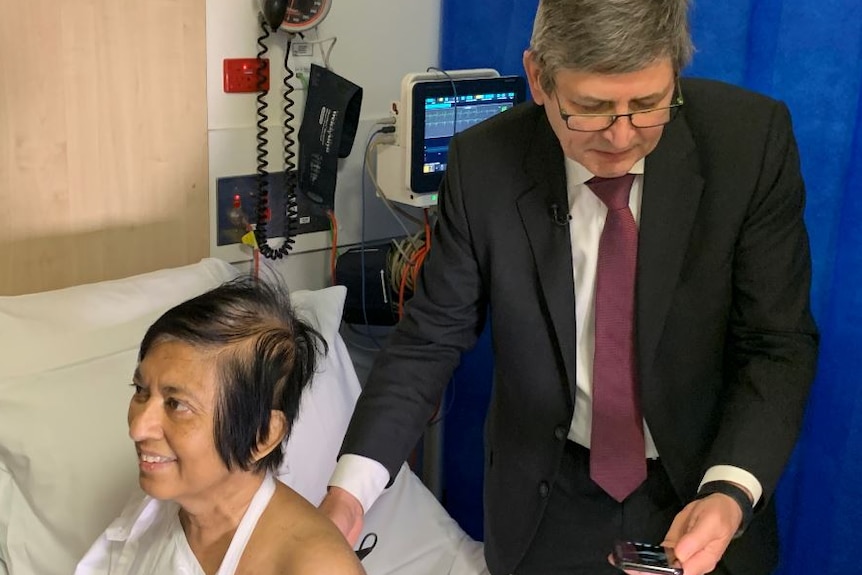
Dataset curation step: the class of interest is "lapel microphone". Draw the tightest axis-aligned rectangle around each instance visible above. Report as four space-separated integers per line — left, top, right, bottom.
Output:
550 203 571 227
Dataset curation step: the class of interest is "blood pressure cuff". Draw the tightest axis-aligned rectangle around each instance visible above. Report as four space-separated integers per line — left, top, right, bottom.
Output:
298 64 362 212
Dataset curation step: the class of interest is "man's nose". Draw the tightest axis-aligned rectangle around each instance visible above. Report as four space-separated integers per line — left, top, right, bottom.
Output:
602 114 638 148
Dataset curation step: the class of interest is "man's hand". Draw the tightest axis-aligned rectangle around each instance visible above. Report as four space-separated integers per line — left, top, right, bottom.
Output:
319 486 365 546
657 493 745 575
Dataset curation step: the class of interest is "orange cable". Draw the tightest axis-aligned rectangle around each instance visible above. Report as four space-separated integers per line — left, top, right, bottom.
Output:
246 223 261 281
423 208 432 251
397 210 434 318
327 210 338 285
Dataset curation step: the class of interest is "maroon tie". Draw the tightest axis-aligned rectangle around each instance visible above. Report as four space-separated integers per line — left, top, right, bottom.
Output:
586 174 646 502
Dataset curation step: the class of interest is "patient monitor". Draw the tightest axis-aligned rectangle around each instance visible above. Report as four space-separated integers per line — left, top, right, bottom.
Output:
375 69 527 207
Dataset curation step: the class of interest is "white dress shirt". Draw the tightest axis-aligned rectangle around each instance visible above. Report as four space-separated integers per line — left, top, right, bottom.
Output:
329 158 762 512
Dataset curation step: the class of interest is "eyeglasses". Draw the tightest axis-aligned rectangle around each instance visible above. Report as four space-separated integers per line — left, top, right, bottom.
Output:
554 82 684 132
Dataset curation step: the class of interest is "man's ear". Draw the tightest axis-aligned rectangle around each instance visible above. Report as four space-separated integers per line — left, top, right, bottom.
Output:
523 49 548 106
254 410 288 462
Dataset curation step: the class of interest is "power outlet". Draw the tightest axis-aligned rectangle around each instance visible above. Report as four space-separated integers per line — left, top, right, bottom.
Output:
216 172 329 247
223 58 270 93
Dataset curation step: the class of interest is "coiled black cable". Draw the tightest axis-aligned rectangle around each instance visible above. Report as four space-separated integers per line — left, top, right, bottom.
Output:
255 18 272 253
254 16 298 260
280 33 299 254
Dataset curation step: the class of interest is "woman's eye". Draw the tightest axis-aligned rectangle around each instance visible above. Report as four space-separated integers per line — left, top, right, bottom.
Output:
130 383 146 396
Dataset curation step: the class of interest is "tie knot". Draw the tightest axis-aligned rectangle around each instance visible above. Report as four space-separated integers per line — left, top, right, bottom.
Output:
586 174 636 211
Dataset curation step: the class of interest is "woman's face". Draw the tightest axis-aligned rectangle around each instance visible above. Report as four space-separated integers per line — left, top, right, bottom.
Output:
128 339 230 506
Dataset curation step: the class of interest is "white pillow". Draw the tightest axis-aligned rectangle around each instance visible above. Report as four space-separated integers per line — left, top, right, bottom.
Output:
278 335 361 505
0 258 238 331
0 258 239 380
0 340 144 575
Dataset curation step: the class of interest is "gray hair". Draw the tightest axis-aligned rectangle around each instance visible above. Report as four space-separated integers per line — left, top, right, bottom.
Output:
529 0 694 94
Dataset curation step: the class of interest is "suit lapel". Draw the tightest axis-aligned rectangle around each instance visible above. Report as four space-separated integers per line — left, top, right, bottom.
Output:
637 116 704 374
516 112 577 400
511 109 704 398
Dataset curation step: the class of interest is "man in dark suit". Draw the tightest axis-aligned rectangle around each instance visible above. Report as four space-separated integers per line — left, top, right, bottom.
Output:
320 1 818 574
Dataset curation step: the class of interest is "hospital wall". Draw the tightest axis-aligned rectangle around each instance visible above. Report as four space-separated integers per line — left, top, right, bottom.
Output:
0 0 441 295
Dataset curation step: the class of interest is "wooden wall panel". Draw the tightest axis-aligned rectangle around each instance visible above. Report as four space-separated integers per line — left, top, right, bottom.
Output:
0 0 208 295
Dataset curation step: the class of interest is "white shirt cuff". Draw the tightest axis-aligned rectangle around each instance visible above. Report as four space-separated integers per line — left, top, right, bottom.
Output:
328 454 390 514
700 465 763 506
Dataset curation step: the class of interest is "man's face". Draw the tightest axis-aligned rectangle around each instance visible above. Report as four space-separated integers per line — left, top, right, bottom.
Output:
524 54 676 178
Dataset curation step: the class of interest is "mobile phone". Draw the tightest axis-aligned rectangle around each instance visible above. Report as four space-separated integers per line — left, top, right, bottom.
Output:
612 540 684 575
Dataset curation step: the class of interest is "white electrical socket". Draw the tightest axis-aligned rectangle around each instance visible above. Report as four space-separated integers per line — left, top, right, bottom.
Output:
288 41 314 91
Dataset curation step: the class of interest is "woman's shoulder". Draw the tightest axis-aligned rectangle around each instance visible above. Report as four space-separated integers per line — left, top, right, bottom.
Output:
239 483 366 575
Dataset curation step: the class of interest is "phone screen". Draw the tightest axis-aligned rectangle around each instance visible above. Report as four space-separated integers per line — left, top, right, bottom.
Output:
612 541 684 575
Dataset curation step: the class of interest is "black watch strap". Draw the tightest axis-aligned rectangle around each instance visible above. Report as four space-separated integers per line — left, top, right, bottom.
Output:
694 480 754 538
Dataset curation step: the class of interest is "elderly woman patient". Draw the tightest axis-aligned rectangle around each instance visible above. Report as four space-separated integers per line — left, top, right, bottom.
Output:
75 277 365 575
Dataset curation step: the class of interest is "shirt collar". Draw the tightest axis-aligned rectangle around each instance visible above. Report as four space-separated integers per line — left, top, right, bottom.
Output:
565 157 645 187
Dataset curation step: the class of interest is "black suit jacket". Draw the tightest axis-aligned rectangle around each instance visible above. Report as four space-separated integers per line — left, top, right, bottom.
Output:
341 78 819 575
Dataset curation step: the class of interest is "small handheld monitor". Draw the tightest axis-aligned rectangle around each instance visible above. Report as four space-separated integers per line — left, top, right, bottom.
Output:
612 541 684 575
409 75 526 194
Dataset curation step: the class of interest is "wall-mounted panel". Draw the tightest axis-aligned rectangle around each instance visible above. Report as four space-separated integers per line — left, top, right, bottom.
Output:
205 0 442 284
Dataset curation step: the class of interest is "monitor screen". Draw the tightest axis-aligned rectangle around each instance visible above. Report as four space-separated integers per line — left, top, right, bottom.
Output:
410 75 527 195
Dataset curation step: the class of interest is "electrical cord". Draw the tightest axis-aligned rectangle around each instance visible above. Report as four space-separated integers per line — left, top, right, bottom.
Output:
254 19 272 262
365 138 424 230
354 123 423 345
362 126 439 321
426 67 460 142
280 32 300 253
326 209 338 285
254 17 298 260
387 208 433 319
387 212 450 426
357 126 393 348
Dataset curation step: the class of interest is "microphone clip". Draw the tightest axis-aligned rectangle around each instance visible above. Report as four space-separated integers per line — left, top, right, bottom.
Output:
550 203 571 227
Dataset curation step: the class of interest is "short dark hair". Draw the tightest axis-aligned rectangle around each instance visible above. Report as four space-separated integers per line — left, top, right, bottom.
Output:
138 276 326 473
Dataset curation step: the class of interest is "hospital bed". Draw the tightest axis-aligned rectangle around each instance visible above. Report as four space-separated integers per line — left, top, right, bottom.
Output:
0 258 488 575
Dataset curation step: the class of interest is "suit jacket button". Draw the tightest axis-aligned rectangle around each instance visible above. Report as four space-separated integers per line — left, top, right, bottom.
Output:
554 425 567 440
538 481 550 498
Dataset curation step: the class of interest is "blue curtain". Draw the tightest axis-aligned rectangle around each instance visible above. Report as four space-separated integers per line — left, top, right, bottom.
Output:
440 2 862 573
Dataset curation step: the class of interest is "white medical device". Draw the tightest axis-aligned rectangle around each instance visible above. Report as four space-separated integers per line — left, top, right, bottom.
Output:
375 68 527 207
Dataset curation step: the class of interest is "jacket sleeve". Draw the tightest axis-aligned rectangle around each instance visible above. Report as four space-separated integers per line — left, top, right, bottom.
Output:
338 137 489 481
705 101 819 504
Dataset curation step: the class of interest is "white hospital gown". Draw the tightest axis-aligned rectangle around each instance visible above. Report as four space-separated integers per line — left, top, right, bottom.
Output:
75 474 276 575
